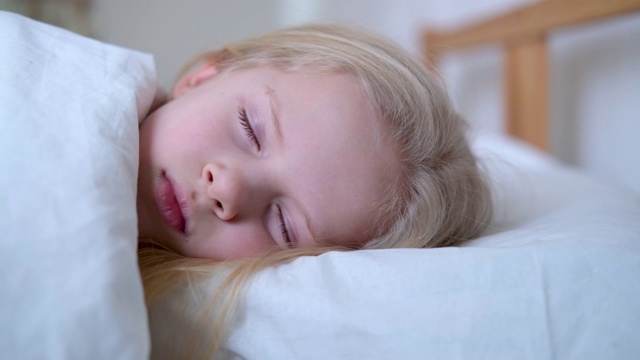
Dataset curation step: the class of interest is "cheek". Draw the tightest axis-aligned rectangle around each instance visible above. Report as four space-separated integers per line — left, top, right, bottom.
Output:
183 222 275 260
144 104 204 142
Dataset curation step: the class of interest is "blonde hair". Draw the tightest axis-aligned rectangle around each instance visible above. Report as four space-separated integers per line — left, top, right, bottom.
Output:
140 24 492 358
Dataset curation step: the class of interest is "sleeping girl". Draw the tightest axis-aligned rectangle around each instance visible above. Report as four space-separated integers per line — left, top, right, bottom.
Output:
137 24 492 356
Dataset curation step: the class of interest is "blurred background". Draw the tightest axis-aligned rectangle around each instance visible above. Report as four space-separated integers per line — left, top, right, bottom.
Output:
2 0 639 195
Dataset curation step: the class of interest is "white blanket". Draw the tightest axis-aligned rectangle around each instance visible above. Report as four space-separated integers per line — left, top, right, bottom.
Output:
0 12 156 360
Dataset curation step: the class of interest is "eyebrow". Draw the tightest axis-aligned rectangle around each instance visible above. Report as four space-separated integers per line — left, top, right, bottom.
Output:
264 85 318 245
264 85 283 142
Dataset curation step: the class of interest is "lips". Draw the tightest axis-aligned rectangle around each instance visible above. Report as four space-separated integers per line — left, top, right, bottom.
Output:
155 171 188 234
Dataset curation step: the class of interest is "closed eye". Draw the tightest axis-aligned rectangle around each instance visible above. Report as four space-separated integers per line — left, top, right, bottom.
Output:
276 205 292 248
238 107 261 151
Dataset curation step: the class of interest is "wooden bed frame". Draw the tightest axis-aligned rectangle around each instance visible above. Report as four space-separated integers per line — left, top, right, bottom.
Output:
423 0 640 151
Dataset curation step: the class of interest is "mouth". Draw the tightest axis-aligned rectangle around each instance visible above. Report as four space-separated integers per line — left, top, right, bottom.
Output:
154 171 190 234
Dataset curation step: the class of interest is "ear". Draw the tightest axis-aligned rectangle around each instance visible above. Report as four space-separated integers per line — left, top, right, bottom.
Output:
172 62 218 98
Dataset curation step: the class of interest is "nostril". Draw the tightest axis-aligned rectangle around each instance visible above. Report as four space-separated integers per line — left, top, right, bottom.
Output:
208 172 213 182
216 201 223 210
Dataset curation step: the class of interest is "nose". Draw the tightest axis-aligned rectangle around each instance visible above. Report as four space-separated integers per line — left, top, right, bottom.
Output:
202 163 248 221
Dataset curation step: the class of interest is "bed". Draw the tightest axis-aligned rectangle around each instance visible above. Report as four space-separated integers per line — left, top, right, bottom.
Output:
1 1 639 359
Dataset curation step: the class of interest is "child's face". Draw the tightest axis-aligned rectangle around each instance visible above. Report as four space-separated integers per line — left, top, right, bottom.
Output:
136 65 397 260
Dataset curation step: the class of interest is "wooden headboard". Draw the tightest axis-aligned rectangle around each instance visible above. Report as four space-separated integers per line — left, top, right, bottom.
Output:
423 0 640 152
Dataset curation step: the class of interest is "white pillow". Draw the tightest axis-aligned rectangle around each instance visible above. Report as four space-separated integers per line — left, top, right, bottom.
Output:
0 12 156 359
148 134 640 360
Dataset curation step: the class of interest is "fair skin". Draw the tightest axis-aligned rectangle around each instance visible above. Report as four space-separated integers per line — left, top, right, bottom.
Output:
136 63 398 260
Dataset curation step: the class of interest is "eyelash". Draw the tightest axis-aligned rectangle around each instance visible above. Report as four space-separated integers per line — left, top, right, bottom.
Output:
276 205 292 248
238 107 261 151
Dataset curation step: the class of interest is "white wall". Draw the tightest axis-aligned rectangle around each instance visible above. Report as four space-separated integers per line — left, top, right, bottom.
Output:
89 0 640 195
90 0 281 89
549 16 640 194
